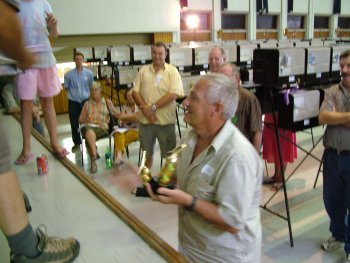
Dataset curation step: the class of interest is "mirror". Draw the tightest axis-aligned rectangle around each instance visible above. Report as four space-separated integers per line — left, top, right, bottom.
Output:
33 88 187 262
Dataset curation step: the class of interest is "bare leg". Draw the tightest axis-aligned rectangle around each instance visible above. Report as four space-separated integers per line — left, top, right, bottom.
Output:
84 130 97 158
40 97 62 152
114 151 123 162
0 171 28 235
19 100 34 158
274 163 287 183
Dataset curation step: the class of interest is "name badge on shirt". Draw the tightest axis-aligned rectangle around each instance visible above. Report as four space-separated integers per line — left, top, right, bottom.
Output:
200 164 215 184
155 75 162 86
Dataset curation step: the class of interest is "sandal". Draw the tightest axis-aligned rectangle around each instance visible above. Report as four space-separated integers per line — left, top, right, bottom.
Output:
262 175 276 185
15 153 35 165
53 148 69 159
270 182 283 191
90 157 97 173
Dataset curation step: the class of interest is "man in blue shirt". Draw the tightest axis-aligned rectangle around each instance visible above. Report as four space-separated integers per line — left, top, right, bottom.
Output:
64 52 93 151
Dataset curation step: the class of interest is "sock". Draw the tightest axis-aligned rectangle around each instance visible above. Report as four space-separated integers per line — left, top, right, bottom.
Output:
7 223 39 258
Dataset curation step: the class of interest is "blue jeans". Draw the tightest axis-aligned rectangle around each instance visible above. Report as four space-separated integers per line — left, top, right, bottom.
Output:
323 149 350 253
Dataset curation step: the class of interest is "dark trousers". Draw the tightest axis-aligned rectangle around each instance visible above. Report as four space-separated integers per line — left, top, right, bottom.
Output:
323 149 350 253
68 99 88 145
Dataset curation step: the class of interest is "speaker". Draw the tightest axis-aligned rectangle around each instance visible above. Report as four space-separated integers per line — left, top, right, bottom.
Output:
253 48 306 88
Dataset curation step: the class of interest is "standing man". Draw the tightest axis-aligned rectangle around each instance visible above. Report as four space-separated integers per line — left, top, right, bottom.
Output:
208 46 226 73
146 74 263 262
208 47 263 152
319 49 350 261
64 51 94 152
132 42 184 169
218 63 263 152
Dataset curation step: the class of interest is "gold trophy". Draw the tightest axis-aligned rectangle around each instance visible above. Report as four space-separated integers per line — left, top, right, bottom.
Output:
138 150 153 185
136 144 186 196
158 144 186 187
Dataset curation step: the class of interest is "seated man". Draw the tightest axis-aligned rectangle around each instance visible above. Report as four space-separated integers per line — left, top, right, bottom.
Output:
79 82 111 173
107 89 139 167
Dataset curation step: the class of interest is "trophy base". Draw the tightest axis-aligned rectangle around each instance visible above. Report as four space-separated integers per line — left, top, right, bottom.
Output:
134 184 175 198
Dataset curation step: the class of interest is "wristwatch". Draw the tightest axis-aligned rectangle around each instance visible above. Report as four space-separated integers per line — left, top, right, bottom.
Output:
185 196 198 212
151 104 157 112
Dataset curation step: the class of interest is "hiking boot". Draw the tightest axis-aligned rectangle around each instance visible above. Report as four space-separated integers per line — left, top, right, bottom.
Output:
10 225 80 263
321 237 344 252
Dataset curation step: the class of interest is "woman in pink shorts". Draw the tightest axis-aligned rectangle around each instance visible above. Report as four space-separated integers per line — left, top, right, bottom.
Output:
15 0 69 164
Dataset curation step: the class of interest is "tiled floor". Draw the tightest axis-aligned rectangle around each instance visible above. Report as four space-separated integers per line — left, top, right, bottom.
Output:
1 110 348 262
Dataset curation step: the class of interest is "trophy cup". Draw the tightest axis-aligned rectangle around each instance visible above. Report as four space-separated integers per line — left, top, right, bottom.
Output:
138 150 159 193
157 144 186 187
136 144 186 197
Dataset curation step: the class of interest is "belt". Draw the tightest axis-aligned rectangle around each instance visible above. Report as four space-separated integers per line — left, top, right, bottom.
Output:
327 148 350 156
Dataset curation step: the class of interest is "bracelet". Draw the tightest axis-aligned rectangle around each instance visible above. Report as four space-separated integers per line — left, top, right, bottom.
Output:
184 196 198 212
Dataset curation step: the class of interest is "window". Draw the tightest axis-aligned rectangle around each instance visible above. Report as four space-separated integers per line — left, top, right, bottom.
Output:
257 15 277 29
338 17 350 29
314 16 329 29
221 14 246 29
287 15 304 29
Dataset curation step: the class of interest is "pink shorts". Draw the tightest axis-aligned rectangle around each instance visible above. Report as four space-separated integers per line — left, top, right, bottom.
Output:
16 65 62 100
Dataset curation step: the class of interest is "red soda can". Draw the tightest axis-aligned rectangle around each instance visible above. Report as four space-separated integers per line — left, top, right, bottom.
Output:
42 154 49 173
36 155 47 175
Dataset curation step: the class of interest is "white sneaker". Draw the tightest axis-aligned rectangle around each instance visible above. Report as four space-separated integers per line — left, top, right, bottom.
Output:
321 237 344 251
345 253 350 263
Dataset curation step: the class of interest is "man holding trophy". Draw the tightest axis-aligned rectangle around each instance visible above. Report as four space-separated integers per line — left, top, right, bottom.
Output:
143 74 263 263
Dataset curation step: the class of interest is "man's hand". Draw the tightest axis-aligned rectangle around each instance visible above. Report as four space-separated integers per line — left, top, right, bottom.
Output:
141 105 157 123
145 183 192 206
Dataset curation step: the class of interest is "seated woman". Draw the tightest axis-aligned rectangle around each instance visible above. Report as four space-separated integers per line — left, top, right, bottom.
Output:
108 90 139 167
79 82 111 173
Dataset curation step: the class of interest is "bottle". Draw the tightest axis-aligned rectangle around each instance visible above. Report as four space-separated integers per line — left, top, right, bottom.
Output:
105 147 112 169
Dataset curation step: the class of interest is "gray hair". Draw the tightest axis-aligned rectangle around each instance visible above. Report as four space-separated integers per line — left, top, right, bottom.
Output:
209 46 226 59
201 73 239 120
231 63 240 78
90 81 101 90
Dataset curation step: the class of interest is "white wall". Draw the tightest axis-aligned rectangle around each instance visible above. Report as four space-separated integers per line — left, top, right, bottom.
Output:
187 0 212 10
226 0 249 13
341 0 350 15
268 0 282 14
292 0 309 15
313 0 333 15
47 0 349 40
48 0 180 35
